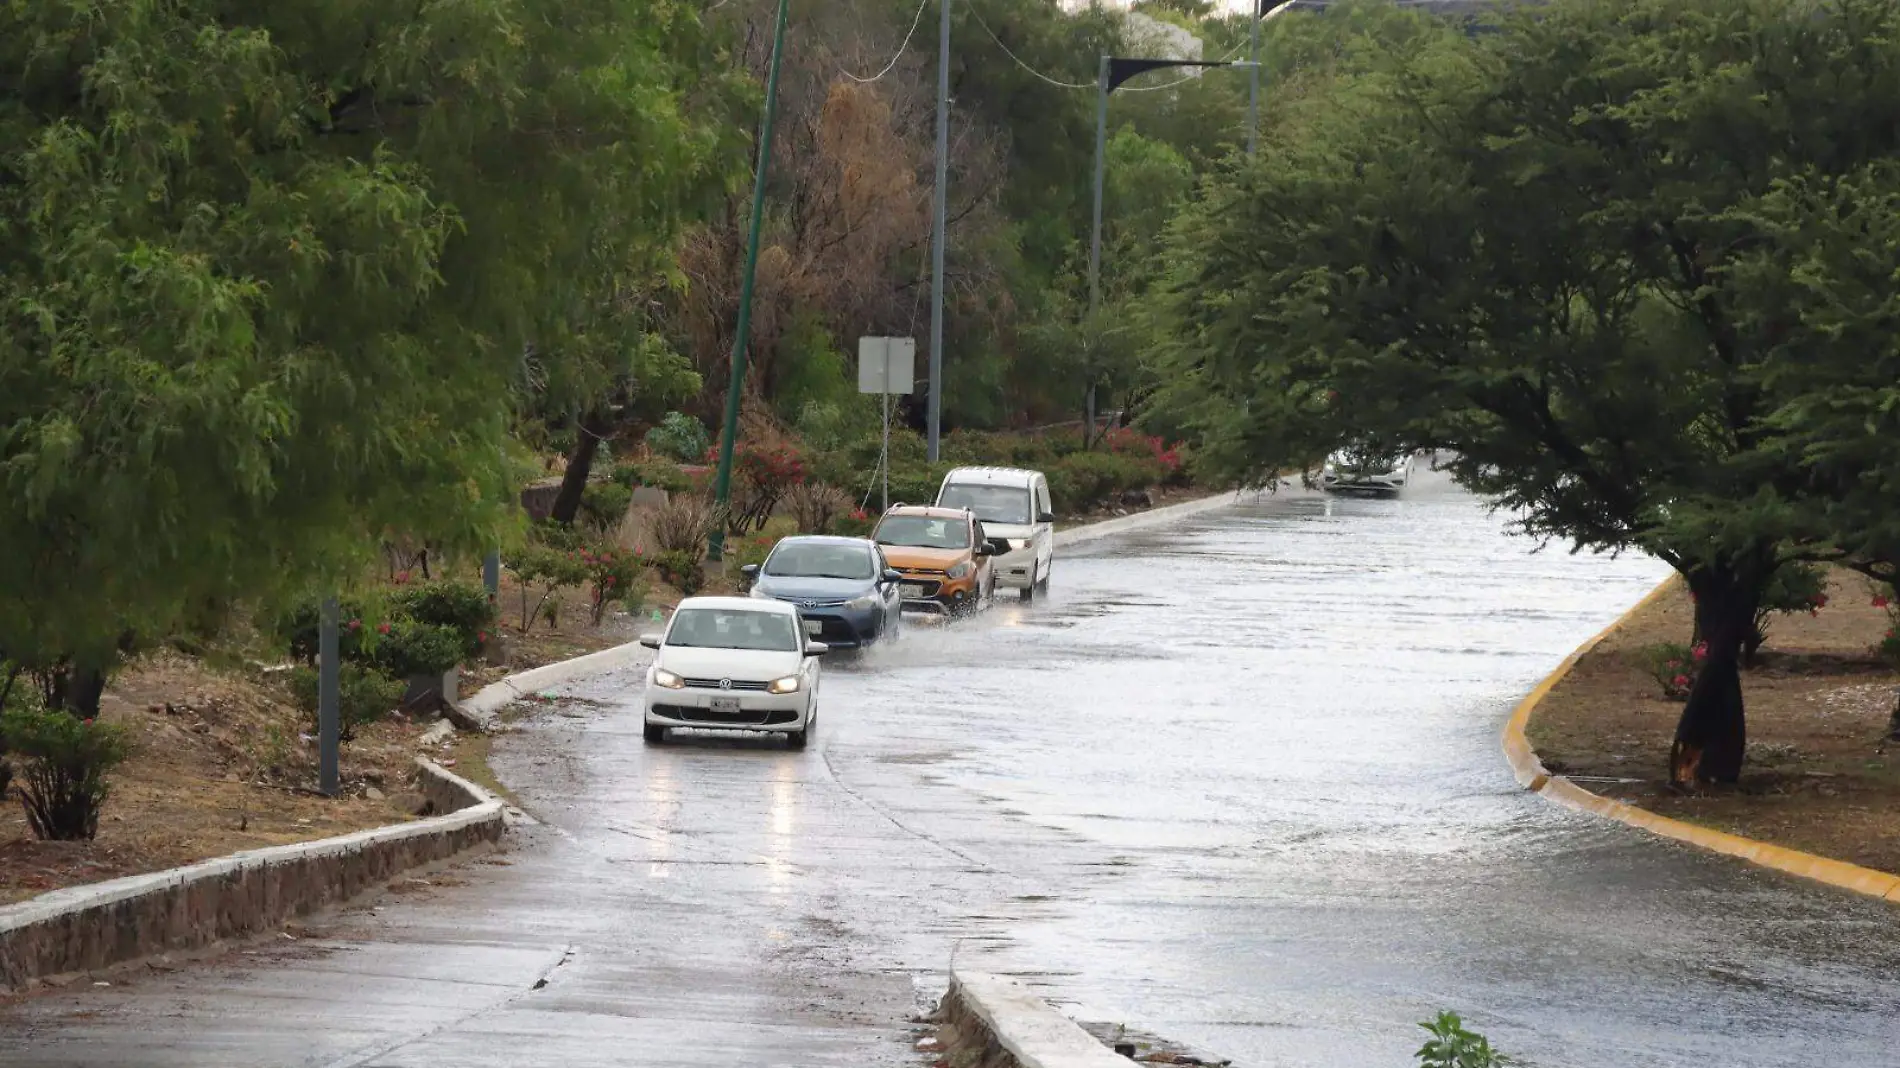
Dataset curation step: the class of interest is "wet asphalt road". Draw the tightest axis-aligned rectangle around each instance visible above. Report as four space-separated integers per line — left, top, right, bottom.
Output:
6 472 1900 1066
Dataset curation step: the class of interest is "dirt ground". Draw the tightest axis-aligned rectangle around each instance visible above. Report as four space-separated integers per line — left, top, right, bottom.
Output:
1528 568 1900 874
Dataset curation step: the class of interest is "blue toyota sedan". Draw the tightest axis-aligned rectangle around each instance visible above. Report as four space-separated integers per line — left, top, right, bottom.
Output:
741 535 903 648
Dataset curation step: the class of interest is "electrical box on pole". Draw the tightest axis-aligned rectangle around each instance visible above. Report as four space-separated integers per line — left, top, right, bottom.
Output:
858 337 916 514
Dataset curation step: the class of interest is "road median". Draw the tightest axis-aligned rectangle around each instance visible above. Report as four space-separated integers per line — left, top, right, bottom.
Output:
1504 572 1900 904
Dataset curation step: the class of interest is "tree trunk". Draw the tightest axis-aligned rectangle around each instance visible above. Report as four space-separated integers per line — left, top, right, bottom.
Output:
1670 562 1767 787
548 410 611 526
1887 688 1900 744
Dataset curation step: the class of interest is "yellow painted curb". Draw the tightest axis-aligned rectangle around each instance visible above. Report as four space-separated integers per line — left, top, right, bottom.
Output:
1500 574 1900 904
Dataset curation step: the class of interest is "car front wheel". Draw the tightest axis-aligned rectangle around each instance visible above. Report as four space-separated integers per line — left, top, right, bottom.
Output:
1019 566 1037 602
643 723 667 745
788 707 814 749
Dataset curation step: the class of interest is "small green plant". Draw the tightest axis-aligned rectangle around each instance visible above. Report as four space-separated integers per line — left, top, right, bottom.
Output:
614 459 690 494
285 664 408 740
1644 641 1706 701
645 411 710 464
579 480 634 537
730 533 777 579
651 549 705 595
2 702 132 841
392 579 495 659
1746 562 1828 665
504 543 589 632
1416 1012 1512 1068
369 618 465 678
581 545 646 625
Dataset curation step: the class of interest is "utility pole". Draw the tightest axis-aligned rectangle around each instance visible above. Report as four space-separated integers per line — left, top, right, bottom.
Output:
709 0 791 562
1087 53 1110 447
927 0 951 462
317 595 340 796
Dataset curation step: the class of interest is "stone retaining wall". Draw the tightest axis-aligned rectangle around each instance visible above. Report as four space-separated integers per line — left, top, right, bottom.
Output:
0 759 503 992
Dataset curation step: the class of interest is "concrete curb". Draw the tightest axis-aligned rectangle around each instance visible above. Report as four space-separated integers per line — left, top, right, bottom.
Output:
1502 575 1900 904
940 968 1132 1068
447 641 648 731
1054 486 1263 549
0 758 504 992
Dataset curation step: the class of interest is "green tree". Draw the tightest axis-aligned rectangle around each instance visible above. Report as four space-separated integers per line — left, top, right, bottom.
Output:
1153 0 1900 784
0 0 738 712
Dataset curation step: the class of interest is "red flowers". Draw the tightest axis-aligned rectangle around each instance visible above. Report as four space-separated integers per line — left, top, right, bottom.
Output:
476 630 488 644
1875 594 1892 609
395 570 412 585
348 619 362 632
1809 592 1829 615
377 621 392 636
1691 641 1708 661
1672 674 1690 688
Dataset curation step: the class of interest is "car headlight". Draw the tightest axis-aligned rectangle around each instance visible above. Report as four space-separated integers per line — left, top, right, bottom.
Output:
767 675 800 695
749 585 775 600
1006 539 1029 552
652 667 686 690
845 594 879 611
947 561 972 580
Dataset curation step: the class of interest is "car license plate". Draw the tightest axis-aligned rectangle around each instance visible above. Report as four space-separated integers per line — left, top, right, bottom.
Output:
902 583 928 598
804 620 823 636
711 697 741 714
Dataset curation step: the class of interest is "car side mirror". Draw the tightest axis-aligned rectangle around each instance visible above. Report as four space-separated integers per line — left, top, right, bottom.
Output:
883 568 903 583
974 543 994 557
638 634 662 650
1037 510 1055 524
805 641 829 657
740 564 760 579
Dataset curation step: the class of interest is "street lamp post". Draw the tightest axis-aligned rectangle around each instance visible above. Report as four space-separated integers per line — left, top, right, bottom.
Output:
1085 54 1258 442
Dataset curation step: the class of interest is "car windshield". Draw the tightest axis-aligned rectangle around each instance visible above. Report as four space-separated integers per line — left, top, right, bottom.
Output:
763 541 875 580
937 483 1030 525
665 607 800 651
1331 448 1406 469
874 515 969 550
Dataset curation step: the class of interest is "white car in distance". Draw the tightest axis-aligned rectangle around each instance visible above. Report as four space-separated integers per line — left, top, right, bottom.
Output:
639 596 827 748
1319 447 1419 494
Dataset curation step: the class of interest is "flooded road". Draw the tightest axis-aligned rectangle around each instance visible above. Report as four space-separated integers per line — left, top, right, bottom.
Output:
6 473 1900 1066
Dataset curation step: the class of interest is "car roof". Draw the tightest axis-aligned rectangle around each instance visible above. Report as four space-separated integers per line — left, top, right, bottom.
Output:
673 595 796 615
881 504 974 520
940 465 1038 488
767 534 876 550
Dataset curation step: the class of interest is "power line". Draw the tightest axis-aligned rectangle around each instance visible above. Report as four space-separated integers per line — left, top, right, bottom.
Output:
967 5 1095 90
840 0 932 83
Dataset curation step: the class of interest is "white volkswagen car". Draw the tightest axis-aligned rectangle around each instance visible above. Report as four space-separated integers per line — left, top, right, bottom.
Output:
639 596 827 747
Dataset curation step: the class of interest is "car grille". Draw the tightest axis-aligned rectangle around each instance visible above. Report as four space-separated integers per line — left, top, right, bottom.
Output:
651 704 799 726
814 617 860 643
682 678 770 691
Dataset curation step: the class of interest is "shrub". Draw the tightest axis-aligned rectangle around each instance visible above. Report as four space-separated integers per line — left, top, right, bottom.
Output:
709 439 808 534
369 618 466 678
651 549 705 595
1746 562 1828 664
827 508 874 538
1047 451 1159 514
1416 1012 1512 1068
1643 641 1706 701
392 580 494 659
274 594 376 665
579 480 634 537
503 543 589 631
580 545 646 625
2 703 131 841
285 664 408 740
786 481 850 535
645 411 710 463
647 493 718 557
614 458 690 494
730 533 777 578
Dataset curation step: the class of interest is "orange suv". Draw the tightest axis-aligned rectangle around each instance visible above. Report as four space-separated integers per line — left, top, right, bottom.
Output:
870 505 996 615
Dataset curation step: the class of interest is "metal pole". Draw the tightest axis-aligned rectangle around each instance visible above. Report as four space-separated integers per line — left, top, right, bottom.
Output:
709 0 792 563
1248 0 1261 159
881 344 891 513
318 595 340 796
482 549 499 597
927 0 951 463
1086 53 1108 449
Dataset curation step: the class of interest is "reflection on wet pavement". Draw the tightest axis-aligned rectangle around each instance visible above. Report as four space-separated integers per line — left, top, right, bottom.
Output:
4 473 1899 1067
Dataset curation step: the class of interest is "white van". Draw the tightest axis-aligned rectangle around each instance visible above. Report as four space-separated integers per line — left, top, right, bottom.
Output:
935 466 1054 600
